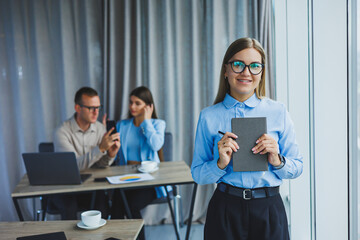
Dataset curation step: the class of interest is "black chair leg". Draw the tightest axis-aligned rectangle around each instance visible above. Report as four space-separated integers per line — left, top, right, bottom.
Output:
173 185 184 228
41 196 48 221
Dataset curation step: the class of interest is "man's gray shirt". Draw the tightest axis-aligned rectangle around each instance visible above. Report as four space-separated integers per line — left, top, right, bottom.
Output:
54 115 114 170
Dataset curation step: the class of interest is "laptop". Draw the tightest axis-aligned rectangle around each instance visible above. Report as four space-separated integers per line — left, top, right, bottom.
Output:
22 152 91 185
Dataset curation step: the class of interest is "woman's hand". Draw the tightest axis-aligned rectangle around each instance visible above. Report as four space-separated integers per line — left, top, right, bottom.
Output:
252 134 282 167
144 104 153 119
102 113 107 127
217 132 239 169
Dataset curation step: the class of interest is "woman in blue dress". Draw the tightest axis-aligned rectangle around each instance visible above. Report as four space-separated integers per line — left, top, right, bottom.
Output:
191 38 303 240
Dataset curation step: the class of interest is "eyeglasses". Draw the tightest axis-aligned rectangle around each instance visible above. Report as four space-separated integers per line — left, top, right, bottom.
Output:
227 61 264 75
79 104 102 113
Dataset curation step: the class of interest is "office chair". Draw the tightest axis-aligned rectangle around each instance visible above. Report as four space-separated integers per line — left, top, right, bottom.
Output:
38 142 54 153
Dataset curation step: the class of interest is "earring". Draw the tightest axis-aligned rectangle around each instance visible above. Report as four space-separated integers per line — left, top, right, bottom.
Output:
224 77 228 81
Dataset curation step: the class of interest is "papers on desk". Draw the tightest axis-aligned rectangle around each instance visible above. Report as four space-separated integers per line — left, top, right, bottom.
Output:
106 173 154 184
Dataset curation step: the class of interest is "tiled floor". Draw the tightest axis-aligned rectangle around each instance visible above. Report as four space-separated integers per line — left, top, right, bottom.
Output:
145 223 204 240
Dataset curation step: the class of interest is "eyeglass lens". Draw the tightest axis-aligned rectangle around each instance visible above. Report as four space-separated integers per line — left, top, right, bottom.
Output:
81 105 102 112
231 61 263 75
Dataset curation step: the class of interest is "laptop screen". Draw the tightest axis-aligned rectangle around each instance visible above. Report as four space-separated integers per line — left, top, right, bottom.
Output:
22 152 91 185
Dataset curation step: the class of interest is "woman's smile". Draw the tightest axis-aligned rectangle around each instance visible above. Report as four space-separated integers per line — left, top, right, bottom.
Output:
237 79 252 84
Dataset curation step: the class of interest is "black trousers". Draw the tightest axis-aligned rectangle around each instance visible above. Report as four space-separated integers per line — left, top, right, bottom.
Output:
204 188 290 240
111 188 157 240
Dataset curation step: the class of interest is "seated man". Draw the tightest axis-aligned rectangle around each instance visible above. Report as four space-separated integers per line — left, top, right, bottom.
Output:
51 87 120 220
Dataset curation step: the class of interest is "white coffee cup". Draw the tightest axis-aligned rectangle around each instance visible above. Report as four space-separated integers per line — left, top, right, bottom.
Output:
81 210 101 227
141 161 158 172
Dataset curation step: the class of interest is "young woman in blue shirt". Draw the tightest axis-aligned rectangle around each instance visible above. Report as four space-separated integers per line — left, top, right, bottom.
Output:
191 38 303 240
111 86 166 240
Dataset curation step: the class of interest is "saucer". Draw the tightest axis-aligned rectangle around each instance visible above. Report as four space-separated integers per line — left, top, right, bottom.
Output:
77 219 106 230
137 166 159 173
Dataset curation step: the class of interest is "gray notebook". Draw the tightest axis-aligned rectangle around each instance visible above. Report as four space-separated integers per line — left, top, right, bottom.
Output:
231 117 268 172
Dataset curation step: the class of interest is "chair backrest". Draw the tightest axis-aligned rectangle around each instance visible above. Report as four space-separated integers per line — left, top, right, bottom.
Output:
163 132 173 162
38 142 54 153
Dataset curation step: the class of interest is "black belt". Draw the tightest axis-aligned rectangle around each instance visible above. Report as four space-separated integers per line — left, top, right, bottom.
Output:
217 182 279 200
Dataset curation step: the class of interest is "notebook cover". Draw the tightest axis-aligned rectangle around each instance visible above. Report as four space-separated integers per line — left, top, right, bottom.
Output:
17 231 67 240
231 117 268 172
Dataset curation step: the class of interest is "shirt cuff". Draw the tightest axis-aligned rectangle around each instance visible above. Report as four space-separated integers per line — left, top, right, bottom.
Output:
140 119 154 136
273 154 286 170
213 158 228 174
94 146 107 156
272 154 286 171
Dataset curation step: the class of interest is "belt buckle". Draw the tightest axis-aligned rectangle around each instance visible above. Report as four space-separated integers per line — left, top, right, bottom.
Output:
243 189 252 200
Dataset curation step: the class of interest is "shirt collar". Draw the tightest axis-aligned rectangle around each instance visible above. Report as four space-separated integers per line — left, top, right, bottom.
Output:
222 93 261 109
70 114 96 133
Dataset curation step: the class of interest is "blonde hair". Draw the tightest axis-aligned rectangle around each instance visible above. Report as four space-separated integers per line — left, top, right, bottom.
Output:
214 37 266 104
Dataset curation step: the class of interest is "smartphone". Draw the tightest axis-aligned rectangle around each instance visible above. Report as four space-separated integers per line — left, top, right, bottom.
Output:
106 120 117 135
94 177 107 182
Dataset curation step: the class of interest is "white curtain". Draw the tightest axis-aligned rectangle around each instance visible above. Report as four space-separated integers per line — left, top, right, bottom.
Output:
104 0 275 223
0 0 104 221
0 0 274 223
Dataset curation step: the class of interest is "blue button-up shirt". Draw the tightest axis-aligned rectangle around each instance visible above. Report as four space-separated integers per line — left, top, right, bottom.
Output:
191 93 303 188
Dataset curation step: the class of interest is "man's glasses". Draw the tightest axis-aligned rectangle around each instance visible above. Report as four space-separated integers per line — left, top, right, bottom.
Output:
227 61 264 75
79 104 102 113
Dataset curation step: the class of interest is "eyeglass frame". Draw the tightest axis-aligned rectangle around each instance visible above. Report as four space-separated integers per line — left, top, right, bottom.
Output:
226 60 264 75
78 104 103 112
